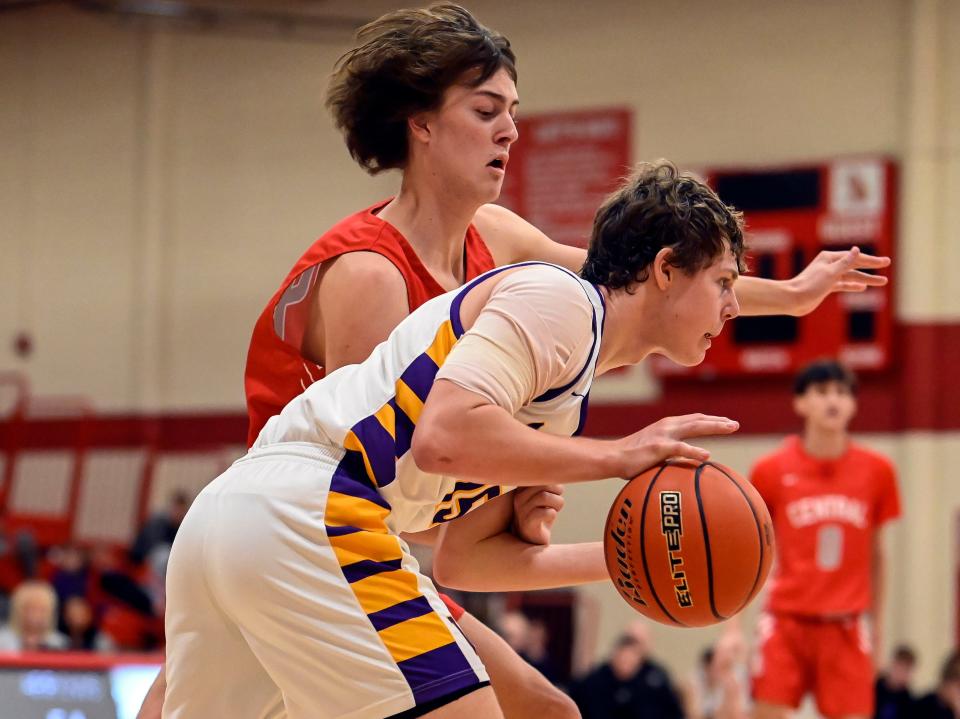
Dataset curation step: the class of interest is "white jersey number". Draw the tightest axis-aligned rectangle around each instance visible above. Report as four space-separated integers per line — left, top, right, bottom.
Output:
816 524 844 570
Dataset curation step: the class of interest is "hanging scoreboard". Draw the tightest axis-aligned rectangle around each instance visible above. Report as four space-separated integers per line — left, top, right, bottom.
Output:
651 156 896 378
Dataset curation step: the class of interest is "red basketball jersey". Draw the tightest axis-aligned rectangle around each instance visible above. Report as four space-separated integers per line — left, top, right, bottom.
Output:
750 436 900 616
244 199 495 446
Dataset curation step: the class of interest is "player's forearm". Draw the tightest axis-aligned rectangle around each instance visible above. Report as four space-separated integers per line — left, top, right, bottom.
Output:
413 403 624 485
434 532 606 592
734 276 801 317
136 663 165 719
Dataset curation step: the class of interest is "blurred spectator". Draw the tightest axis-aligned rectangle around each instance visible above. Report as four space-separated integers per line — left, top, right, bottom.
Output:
48 542 90 605
915 651 960 719
90 543 155 616
526 616 562 686
130 490 190 566
875 644 918 719
571 621 684 719
500 610 532 655
683 629 750 719
61 596 114 652
499 610 562 685
0 518 40 618
89 543 162 650
0 580 67 651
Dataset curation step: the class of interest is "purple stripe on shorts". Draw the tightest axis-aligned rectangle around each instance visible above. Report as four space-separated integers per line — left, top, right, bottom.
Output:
398 352 440 404
324 524 362 537
366 596 434 632
397 641 479 706
350 413 397 487
329 462 390 510
341 557 403 584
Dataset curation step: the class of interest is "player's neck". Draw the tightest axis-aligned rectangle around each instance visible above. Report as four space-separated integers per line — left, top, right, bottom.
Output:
801 426 848 460
594 285 659 374
378 179 479 282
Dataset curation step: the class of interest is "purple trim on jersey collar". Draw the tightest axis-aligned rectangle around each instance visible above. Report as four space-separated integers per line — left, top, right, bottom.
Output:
448 261 559 338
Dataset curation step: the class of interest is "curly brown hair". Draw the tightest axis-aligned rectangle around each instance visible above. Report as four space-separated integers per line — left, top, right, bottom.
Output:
581 160 746 291
325 3 517 175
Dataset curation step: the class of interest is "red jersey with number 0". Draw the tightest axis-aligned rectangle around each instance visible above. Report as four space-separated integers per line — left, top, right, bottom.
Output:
244 199 495 447
750 436 900 616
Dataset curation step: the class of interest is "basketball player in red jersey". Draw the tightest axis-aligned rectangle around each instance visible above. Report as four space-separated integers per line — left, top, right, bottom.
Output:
139 5 890 717
750 360 901 719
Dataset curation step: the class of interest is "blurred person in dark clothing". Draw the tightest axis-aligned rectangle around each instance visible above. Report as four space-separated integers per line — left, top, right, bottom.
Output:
874 645 917 719
499 610 562 686
572 621 684 719
129 490 190 565
526 617 563 686
915 651 960 719
49 542 90 604
0 518 40 619
62 596 114 652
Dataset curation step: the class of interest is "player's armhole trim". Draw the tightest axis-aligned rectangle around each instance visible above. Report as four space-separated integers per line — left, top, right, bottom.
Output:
447 261 605 402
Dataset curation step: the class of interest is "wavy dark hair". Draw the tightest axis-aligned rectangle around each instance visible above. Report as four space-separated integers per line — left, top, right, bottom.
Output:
326 3 517 174
581 160 746 291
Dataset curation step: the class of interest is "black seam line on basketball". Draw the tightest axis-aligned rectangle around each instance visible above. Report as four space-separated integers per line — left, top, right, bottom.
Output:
639 464 687 627
706 461 766 615
695 463 724 622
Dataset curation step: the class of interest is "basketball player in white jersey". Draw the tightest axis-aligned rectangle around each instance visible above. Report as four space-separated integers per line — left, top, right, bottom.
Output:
161 161 876 719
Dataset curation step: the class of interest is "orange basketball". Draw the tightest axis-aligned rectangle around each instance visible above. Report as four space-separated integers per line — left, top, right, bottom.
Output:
604 460 775 627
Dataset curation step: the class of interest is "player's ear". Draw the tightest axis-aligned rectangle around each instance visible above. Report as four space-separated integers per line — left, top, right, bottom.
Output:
792 394 806 417
652 247 675 291
407 111 433 146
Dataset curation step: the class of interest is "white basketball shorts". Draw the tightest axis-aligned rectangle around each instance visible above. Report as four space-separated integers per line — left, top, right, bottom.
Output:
163 443 488 719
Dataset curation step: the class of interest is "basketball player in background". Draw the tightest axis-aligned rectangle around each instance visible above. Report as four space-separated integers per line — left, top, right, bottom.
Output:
750 360 901 719
139 4 892 716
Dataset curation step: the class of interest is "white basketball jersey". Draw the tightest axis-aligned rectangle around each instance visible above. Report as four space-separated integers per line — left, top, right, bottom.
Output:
254 262 606 533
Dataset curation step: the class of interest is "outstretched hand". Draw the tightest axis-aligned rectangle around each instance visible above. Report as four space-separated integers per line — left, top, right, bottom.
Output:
613 413 740 479
789 246 890 316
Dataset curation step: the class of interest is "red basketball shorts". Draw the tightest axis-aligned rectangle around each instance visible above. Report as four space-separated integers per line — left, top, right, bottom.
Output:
752 612 874 718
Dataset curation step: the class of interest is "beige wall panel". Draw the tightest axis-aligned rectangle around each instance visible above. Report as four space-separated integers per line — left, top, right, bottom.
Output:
0 16 33 375
939 0 960 316
159 30 394 407
476 0 905 165
1 10 141 407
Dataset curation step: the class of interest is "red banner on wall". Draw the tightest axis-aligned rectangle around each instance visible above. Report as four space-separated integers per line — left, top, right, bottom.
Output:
497 107 632 248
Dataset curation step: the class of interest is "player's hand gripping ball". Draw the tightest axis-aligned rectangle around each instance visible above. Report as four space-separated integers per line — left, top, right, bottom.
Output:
604 460 775 627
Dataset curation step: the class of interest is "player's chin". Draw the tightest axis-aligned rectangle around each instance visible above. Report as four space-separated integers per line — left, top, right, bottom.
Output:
669 347 707 368
482 180 504 203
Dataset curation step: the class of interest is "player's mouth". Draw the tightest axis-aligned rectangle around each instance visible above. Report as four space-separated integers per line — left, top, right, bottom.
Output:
487 154 509 173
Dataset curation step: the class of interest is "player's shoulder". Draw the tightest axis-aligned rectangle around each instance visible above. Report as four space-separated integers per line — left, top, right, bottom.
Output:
319 250 406 296
496 263 593 304
489 264 596 343
473 204 547 263
846 441 896 474
752 436 800 472
473 203 529 235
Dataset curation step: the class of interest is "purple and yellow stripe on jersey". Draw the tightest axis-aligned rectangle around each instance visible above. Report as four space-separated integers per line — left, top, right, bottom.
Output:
338 317 458 491
324 469 482 706
323 317 483 706
324 487 482 705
